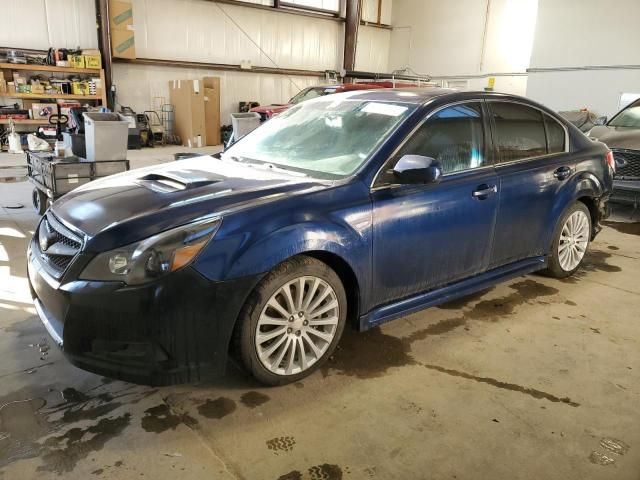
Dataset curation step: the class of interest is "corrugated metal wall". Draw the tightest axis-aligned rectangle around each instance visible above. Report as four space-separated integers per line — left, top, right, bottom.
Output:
120 0 343 122
0 0 98 49
131 0 342 70
1 0 394 127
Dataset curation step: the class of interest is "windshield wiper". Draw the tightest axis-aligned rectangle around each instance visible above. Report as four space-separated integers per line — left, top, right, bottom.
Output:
258 163 308 177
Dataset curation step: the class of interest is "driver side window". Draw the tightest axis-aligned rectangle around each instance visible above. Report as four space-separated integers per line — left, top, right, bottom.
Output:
377 102 486 185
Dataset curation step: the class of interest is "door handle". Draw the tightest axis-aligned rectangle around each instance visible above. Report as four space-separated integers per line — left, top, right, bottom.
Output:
553 166 572 181
472 184 498 199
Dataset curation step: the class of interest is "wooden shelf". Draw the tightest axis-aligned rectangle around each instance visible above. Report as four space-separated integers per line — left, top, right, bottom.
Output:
0 119 47 125
0 62 101 75
0 92 101 100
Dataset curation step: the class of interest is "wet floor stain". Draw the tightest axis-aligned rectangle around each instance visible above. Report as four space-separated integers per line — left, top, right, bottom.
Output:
266 436 296 454
197 397 236 419
0 397 49 468
240 391 270 409
61 387 90 404
603 221 640 236
321 327 415 379
437 287 495 310
277 471 302 480
0 176 28 183
465 279 559 322
580 250 622 274
323 279 564 380
141 403 198 433
37 413 131 474
3 317 49 338
404 317 466 342
420 363 579 407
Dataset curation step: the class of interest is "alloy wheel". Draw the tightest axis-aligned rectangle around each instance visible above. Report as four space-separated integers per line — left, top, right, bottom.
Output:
255 276 340 376
558 210 590 271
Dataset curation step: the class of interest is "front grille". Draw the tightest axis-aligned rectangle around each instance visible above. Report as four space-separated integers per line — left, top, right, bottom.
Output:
36 214 83 278
612 149 640 180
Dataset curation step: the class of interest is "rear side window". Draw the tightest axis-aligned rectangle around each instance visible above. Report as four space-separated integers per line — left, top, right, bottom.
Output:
395 102 485 175
544 114 566 154
490 102 547 162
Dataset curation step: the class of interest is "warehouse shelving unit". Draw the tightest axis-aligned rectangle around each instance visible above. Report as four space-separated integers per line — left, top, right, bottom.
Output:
0 63 107 125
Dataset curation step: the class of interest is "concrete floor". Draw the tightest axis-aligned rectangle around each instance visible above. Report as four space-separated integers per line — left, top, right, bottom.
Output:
1 146 639 480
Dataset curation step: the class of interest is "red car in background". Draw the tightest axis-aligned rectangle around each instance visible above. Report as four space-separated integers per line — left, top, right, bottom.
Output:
251 82 417 121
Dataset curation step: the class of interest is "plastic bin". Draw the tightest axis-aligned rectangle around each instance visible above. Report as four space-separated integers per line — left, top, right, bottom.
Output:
230 112 261 141
83 112 129 161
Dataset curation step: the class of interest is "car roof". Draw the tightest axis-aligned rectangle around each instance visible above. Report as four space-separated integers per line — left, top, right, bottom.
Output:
333 88 533 106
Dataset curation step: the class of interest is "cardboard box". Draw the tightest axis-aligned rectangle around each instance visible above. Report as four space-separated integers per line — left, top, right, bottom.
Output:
109 0 134 30
203 77 221 146
84 54 102 69
31 103 56 120
69 55 86 69
111 29 136 59
169 80 206 148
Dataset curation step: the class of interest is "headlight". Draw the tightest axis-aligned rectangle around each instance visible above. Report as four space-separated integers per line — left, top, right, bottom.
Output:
80 217 221 285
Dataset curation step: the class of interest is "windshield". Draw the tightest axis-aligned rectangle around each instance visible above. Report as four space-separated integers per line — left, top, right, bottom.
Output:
223 96 415 178
609 105 640 128
290 87 336 104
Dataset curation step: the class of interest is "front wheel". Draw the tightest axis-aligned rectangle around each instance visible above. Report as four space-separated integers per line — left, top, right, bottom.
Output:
32 188 47 215
235 256 347 386
545 202 591 278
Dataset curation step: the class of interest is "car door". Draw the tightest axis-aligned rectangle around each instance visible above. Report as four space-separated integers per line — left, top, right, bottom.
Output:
487 101 573 267
370 101 500 306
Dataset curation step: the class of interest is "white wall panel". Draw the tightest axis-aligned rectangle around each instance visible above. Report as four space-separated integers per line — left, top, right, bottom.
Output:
355 26 390 73
389 0 536 95
526 0 640 116
131 0 342 70
0 0 97 50
113 63 321 124
362 0 393 25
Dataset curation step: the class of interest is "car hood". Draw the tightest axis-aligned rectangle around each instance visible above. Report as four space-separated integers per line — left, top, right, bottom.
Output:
589 126 640 150
51 156 328 250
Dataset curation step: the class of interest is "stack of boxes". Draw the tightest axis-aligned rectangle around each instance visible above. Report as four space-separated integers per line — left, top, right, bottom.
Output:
169 77 221 147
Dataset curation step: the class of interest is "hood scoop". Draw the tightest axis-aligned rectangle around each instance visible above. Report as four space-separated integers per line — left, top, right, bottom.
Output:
136 170 222 193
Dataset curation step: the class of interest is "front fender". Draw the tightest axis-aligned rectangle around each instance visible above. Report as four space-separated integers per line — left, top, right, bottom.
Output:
192 182 373 305
228 222 368 282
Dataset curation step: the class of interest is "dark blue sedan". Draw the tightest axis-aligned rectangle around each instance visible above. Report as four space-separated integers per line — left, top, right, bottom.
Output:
28 89 614 385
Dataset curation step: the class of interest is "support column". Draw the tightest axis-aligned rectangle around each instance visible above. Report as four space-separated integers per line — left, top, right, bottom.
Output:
343 0 361 79
95 0 114 110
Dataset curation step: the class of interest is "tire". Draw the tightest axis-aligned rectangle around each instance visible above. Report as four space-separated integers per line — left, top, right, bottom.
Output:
32 188 47 216
544 202 592 278
235 255 347 386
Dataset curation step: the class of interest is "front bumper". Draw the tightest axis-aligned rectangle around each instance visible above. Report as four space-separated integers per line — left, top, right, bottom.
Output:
611 179 640 205
27 241 260 385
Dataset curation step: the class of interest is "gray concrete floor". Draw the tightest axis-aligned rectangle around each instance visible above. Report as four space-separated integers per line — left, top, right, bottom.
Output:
1 147 639 480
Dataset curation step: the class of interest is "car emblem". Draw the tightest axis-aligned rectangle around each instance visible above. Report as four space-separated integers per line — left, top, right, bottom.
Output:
39 232 55 252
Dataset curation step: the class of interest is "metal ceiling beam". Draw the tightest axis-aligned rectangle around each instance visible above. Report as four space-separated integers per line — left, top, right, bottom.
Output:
113 57 325 78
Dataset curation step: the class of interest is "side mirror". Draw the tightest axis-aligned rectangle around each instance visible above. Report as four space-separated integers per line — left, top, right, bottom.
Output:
393 155 443 184
594 116 608 126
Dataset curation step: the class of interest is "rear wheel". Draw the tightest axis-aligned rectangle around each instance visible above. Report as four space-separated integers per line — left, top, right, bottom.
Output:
545 202 591 278
235 256 347 386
